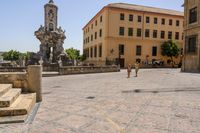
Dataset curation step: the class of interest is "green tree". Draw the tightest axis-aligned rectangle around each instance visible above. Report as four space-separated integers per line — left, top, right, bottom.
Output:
65 48 80 60
161 40 180 67
2 50 21 61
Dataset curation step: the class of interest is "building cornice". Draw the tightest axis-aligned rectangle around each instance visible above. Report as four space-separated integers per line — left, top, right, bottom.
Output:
83 3 184 30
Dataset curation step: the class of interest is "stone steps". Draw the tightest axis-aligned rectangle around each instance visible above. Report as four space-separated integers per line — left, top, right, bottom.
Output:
0 93 36 117
0 89 21 107
0 84 12 97
0 84 36 121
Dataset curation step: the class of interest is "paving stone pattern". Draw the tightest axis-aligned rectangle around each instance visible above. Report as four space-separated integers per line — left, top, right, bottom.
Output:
0 69 200 133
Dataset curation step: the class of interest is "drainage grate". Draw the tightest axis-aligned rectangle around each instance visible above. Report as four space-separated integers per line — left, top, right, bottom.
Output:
86 96 95 100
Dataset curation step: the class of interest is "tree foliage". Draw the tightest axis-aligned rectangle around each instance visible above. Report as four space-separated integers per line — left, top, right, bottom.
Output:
161 40 180 67
2 50 21 61
2 50 29 61
65 48 80 60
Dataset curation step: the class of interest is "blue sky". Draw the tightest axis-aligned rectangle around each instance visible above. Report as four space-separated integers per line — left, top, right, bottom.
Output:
0 0 184 53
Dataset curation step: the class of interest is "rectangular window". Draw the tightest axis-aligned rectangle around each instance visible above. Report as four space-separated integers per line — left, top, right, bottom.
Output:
120 13 125 20
145 29 150 38
94 46 97 58
176 20 180 26
169 19 173 26
95 32 97 39
84 49 87 57
87 48 89 58
83 49 86 58
189 7 197 24
91 34 93 41
154 17 158 24
161 18 165 25
119 27 125 36
95 20 97 26
187 36 197 53
146 16 150 23
128 28 133 36
153 30 157 38
100 16 103 22
129 14 133 21
138 16 142 22
99 45 102 57
88 37 90 43
90 47 93 58
161 31 165 39
99 29 102 37
91 24 93 29
119 44 124 55
136 45 142 56
168 31 172 39
152 46 157 56
175 32 179 40
83 49 87 58
137 28 142 37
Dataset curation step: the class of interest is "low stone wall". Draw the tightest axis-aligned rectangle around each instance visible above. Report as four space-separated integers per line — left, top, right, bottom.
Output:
0 67 26 72
43 64 59 72
0 65 42 102
59 66 119 75
0 72 28 90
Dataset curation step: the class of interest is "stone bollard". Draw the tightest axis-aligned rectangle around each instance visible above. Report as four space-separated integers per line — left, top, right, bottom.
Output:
27 65 42 102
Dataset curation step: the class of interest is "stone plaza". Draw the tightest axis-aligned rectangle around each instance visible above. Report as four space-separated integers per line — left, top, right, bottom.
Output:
0 68 200 133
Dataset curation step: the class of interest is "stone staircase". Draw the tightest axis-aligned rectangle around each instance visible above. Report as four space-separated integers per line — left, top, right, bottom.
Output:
0 84 36 123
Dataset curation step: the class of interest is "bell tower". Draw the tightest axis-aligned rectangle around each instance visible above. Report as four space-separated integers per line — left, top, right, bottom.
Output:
44 0 58 31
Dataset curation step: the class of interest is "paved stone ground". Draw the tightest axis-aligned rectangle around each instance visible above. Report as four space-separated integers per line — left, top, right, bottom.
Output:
0 69 200 133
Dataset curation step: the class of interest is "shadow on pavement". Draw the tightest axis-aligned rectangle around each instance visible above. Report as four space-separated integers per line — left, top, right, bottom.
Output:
122 87 200 94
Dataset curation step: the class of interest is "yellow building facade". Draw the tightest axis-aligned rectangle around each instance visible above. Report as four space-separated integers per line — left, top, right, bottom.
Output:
83 3 184 68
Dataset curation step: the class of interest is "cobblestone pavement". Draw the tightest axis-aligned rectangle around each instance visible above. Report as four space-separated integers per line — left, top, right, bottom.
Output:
0 69 200 133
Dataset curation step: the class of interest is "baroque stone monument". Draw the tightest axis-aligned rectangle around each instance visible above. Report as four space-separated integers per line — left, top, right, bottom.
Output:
35 0 66 64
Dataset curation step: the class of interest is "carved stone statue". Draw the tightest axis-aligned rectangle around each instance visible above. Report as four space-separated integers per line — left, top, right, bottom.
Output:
58 57 63 67
39 57 44 66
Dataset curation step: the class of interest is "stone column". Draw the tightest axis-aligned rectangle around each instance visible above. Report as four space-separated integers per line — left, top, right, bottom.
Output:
27 65 42 102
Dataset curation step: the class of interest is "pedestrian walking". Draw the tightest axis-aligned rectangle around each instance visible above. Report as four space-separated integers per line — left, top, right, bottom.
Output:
127 64 132 78
135 62 140 77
